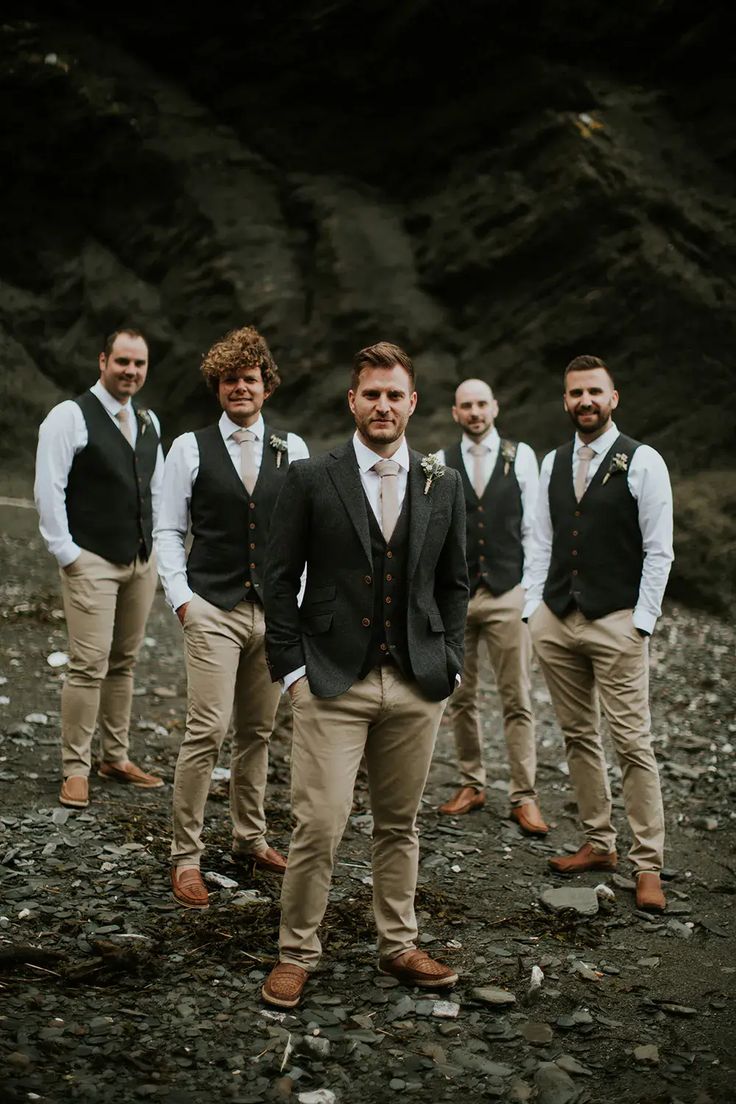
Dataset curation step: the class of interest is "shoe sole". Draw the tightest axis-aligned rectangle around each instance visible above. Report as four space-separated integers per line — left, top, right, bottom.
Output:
438 805 484 816
59 797 89 809
171 892 209 911
98 771 164 788
378 968 459 988
261 986 302 1008
513 821 549 837
548 862 617 875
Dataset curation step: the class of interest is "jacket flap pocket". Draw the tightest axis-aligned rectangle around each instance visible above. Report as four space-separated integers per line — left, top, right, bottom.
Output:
301 612 334 636
303 584 336 605
428 609 445 633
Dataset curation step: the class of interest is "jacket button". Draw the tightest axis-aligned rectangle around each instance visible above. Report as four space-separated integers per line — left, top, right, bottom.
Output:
574 510 581 517
364 575 372 584
572 530 578 537
479 555 485 562
478 522 484 529
249 522 256 530
385 596 392 604
572 570 578 577
362 617 371 627
385 573 393 582
479 539 485 546
385 619 391 628
245 581 252 588
250 543 256 550
250 562 256 569
571 550 577 557
478 506 484 513
249 502 256 510
380 643 388 652
386 550 393 559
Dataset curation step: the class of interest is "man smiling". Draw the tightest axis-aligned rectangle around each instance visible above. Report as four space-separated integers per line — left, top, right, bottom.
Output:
261 341 468 1008
155 326 308 909
524 355 674 911
35 327 165 809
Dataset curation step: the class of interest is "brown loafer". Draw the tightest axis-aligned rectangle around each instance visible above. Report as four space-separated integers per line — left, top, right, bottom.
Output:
59 775 89 809
98 760 164 788
438 786 485 816
233 845 287 875
636 872 666 912
378 949 458 989
510 801 549 836
171 867 209 910
262 963 309 1008
548 842 617 874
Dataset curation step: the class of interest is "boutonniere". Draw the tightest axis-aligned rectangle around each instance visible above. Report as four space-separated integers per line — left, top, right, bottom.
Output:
500 440 517 476
270 433 288 468
602 452 628 485
421 453 445 495
136 408 152 436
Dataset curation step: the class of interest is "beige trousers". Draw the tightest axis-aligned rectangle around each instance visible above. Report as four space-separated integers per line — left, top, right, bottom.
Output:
280 666 447 970
448 584 536 805
529 603 664 872
59 548 158 777
170 595 281 867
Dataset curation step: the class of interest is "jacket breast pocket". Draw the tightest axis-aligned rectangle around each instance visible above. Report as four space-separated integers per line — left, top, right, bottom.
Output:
428 609 445 633
300 612 334 636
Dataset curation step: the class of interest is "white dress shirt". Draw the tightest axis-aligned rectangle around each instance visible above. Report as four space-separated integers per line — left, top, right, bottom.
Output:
437 428 539 568
34 379 164 567
154 411 310 612
522 422 674 633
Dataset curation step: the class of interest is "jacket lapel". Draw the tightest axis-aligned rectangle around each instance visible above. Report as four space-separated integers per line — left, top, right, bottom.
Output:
327 442 372 567
407 450 432 580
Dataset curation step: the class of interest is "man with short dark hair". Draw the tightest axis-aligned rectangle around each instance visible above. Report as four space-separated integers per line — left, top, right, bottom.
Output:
155 325 309 910
261 341 468 1008
524 355 673 911
436 379 548 835
35 328 165 809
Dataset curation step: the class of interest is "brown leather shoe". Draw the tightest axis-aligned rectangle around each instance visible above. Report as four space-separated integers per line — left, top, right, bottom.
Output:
59 776 89 808
233 845 288 875
98 760 164 788
171 867 209 910
636 872 666 912
378 949 458 989
438 786 485 816
262 963 309 1008
510 801 549 836
548 842 617 874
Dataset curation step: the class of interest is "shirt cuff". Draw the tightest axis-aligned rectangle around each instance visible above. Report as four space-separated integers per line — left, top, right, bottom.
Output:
632 608 656 635
522 598 542 621
168 581 194 612
57 543 83 569
283 666 307 692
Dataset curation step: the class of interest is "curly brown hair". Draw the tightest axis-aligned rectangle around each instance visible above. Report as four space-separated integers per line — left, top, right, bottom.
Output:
200 326 281 395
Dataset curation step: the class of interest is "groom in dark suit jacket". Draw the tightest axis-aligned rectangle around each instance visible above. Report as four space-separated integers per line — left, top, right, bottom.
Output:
261 341 468 1007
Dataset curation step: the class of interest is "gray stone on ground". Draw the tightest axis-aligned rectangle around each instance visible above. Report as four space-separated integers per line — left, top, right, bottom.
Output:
535 1062 581 1104
634 1044 660 1063
556 1055 593 1076
522 1021 554 1045
540 887 599 916
470 985 516 1005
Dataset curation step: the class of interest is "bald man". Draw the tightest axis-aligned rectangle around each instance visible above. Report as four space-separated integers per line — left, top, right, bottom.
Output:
436 380 548 834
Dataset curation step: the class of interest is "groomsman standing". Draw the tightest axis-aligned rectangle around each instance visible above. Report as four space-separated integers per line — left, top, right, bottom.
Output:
261 342 468 1008
436 379 548 835
524 355 673 911
155 326 309 910
35 328 165 809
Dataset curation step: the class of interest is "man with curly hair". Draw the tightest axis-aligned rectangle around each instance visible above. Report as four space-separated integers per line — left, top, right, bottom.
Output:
155 325 309 909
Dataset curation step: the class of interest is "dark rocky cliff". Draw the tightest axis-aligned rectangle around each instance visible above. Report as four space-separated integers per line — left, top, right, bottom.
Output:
1 3 734 610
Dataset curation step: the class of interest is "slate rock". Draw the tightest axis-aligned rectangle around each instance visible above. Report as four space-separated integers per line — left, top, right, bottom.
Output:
634 1044 660 1063
470 986 516 1005
555 1056 593 1077
522 1022 554 1045
535 1062 581 1104
541 886 599 916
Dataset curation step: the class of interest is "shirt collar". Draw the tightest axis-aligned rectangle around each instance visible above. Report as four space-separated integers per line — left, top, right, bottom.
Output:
352 432 410 473
574 421 619 455
461 427 499 453
220 411 264 441
91 379 129 416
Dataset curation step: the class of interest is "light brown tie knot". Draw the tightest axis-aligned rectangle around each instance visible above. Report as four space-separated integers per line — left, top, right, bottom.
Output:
116 407 133 445
467 443 487 497
233 429 258 493
574 445 596 502
372 459 401 541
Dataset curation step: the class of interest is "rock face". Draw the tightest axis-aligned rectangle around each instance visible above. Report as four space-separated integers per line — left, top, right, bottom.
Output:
1 5 734 610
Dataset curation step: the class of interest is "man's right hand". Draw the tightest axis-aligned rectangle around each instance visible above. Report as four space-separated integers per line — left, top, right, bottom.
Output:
176 602 189 626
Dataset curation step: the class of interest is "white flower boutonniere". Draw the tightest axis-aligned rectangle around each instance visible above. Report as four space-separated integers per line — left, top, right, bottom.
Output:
602 452 629 485
500 440 517 476
136 408 152 436
421 453 445 495
270 433 288 468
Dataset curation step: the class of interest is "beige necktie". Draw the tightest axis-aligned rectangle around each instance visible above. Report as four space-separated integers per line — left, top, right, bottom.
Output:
116 407 133 445
468 443 487 497
574 445 596 502
233 429 258 494
373 459 401 542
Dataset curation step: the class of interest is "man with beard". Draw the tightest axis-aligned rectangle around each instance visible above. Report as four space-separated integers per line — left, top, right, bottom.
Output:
154 326 309 909
261 341 468 1008
524 355 673 911
35 327 165 809
435 379 548 835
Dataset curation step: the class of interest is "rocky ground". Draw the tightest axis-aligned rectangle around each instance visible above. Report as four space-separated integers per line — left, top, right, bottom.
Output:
1 497 734 1104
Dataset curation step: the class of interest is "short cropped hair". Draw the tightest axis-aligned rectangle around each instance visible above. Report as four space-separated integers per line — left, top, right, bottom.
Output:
351 342 415 391
103 327 148 358
563 354 615 387
200 325 281 395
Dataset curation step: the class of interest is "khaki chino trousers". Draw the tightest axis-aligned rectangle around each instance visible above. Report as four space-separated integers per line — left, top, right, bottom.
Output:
59 548 158 777
529 603 664 872
280 666 447 970
448 584 537 805
171 594 281 867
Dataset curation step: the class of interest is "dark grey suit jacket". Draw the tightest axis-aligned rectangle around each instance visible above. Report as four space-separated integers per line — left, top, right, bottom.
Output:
264 440 469 701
